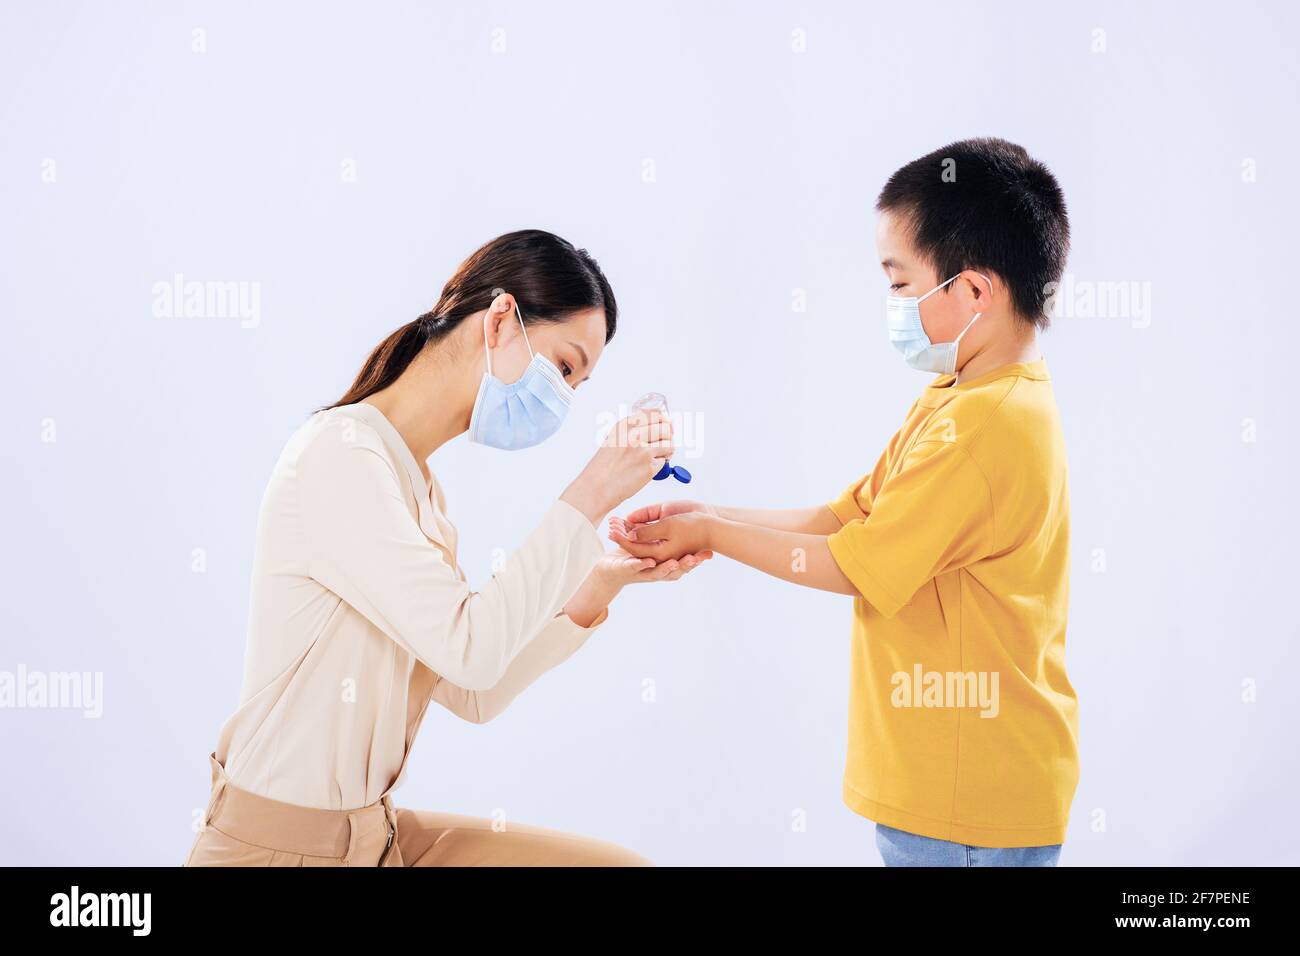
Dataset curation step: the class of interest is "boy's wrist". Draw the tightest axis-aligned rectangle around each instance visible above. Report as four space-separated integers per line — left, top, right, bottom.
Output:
700 513 726 551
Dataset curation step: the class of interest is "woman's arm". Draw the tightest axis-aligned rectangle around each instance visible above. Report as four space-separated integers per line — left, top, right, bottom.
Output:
297 410 677 693
297 420 607 692
430 548 709 723
428 609 603 724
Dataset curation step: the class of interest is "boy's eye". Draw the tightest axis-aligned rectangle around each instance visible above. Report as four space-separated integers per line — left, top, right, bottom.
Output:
889 283 906 292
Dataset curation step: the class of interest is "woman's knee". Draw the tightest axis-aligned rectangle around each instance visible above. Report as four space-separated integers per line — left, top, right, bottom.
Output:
392 807 652 866
585 841 654 867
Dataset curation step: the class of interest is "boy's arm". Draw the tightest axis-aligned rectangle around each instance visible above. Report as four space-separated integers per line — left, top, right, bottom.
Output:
621 501 843 535
713 504 844 534
612 439 998 614
611 513 859 596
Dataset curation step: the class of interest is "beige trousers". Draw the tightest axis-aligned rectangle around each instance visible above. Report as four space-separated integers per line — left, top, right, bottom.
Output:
183 752 652 867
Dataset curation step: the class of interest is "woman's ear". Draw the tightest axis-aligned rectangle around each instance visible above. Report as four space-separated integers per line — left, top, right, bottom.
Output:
482 292 518 350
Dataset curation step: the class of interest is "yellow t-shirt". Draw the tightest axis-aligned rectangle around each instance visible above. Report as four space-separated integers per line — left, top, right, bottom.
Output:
825 358 1079 848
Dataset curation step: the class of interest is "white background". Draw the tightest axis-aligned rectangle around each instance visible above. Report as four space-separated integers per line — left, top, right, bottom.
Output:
2 0 1297 865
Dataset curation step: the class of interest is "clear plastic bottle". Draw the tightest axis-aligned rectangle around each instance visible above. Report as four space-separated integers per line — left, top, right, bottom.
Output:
631 392 690 483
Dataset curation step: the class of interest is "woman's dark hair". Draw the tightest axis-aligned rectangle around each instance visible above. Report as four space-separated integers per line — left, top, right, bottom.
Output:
321 229 617 411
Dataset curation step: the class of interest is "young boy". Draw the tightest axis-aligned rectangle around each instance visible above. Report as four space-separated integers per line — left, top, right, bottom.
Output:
611 138 1079 867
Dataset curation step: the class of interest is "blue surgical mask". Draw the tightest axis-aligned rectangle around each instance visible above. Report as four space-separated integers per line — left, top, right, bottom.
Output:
467 296 575 450
886 272 989 375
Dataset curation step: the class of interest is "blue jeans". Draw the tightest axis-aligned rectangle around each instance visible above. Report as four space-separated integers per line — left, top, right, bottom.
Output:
875 823 1062 867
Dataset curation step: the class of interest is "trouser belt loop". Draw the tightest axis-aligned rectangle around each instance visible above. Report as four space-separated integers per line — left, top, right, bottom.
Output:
378 794 398 866
203 751 229 830
344 810 362 862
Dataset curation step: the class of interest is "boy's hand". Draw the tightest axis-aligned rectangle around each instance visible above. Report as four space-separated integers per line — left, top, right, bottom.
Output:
608 512 715 563
621 500 717 529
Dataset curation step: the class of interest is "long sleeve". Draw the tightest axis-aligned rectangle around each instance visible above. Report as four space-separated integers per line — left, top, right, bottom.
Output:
295 419 605 691
430 606 610 723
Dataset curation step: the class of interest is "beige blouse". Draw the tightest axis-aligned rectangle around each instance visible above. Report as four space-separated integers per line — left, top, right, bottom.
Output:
211 400 609 810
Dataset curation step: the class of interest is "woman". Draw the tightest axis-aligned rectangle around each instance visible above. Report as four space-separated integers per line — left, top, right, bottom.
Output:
184 229 707 867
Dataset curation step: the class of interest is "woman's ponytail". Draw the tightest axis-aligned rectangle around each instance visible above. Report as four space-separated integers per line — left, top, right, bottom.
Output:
319 229 617 413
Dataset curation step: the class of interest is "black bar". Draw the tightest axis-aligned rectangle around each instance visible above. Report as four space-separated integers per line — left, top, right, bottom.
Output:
0 866 1279 941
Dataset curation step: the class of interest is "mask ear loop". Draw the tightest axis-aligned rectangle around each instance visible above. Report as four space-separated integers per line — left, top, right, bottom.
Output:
917 273 962 303
952 272 995 344
953 311 982 343
513 301 535 358
481 299 495 379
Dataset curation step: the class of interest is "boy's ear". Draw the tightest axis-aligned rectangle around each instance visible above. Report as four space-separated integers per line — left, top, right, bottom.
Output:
961 270 998 312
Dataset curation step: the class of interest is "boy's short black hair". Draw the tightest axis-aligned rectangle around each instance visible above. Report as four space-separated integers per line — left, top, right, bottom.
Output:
876 137 1069 328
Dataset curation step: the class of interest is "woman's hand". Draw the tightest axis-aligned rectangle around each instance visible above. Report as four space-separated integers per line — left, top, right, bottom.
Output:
601 545 713 585
562 545 712 627
561 410 674 525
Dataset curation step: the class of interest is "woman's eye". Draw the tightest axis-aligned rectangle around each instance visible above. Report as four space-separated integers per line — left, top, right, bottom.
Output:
561 362 574 378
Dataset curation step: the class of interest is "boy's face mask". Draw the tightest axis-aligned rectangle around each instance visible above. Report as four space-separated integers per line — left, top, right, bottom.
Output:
467 297 575 450
886 272 990 375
